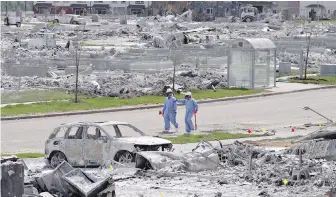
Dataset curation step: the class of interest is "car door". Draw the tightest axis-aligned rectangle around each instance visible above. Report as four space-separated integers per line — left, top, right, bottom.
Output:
83 126 107 166
64 126 85 166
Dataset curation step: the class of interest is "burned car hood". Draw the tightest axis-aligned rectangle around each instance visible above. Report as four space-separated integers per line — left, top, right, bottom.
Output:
116 136 171 145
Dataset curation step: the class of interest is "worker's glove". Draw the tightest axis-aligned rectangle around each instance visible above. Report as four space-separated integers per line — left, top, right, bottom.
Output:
193 110 197 114
159 110 163 115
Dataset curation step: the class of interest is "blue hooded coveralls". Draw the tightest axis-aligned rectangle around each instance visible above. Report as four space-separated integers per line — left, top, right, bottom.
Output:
162 97 179 130
177 98 198 133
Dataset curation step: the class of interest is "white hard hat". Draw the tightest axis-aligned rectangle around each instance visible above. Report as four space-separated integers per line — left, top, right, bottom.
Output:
166 88 173 93
185 92 192 96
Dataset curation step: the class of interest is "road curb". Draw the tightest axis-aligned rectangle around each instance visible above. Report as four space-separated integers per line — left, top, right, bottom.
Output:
2 85 336 121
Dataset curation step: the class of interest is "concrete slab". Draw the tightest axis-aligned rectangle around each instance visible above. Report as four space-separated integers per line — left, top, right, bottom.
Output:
40 161 74 195
269 82 327 93
62 168 113 197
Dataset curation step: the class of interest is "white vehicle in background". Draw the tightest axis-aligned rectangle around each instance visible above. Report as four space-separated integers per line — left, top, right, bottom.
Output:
240 5 259 22
50 14 86 25
3 15 21 27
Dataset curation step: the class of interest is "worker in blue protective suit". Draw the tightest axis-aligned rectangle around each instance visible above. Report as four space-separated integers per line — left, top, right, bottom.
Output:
177 92 198 135
160 88 179 133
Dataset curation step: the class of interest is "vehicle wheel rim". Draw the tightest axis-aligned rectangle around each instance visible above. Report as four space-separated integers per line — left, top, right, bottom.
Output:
51 153 65 168
119 152 133 163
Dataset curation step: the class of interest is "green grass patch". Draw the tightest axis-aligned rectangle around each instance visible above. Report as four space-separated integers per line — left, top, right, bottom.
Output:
164 132 260 144
1 89 76 104
277 69 318 78
288 76 336 85
47 22 60 26
80 43 115 46
316 20 336 24
1 153 44 159
1 88 263 117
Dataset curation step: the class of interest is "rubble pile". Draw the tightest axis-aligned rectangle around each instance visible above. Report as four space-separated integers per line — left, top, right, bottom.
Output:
212 141 336 187
1 68 226 98
289 139 336 160
3 137 336 197
286 122 336 161
278 50 336 67
134 140 336 196
14 160 116 197
4 47 74 61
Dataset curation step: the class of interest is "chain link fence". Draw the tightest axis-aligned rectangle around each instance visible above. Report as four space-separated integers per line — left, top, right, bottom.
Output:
1 45 230 104
0 87 72 107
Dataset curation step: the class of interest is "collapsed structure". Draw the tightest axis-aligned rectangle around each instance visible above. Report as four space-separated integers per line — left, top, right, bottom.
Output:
3 134 336 197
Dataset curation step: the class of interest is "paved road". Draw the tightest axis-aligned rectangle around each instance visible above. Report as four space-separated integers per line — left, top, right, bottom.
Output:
1 89 336 153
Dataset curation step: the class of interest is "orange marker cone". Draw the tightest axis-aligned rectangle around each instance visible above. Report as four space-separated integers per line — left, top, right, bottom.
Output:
248 129 252 134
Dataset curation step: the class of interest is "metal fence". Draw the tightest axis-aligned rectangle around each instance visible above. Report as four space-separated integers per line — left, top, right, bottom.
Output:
2 45 230 77
0 87 72 106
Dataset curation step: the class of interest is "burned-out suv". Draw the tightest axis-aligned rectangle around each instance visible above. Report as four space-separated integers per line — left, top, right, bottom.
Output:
45 121 173 168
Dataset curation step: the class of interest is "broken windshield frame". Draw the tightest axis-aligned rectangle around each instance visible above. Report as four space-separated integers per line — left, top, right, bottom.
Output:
100 124 146 138
48 126 68 139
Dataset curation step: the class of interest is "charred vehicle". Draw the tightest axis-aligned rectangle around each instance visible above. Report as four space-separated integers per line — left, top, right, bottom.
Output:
45 121 173 168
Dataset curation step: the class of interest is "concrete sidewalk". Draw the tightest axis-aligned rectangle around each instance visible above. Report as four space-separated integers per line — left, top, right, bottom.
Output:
2 83 335 121
269 82 328 93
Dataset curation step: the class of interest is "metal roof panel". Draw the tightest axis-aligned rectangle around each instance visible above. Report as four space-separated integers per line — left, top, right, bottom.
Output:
244 38 276 49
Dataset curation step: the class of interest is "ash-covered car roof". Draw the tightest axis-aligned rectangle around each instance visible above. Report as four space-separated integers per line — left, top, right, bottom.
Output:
59 121 130 127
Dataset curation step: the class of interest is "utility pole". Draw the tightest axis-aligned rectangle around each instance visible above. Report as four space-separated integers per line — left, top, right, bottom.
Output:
125 1 127 18
73 38 80 103
173 57 176 92
6 1 8 15
317 1 319 21
75 45 79 103
216 1 218 17
304 32 311 80
25 1 27 12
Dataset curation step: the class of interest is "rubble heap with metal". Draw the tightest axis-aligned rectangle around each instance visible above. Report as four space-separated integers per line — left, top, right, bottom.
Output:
3 137 336 197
